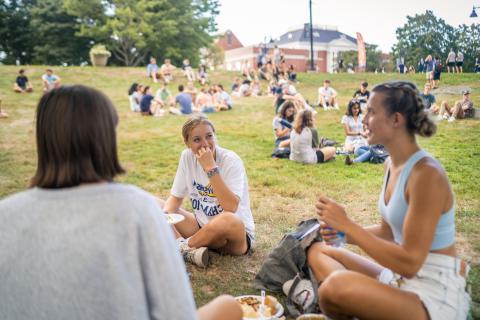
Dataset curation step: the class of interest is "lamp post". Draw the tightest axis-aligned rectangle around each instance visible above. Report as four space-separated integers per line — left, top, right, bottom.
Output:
470 5 479 17
309 0 315 71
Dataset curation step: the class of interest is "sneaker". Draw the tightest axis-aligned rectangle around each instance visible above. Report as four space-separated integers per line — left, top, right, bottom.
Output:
282 278 315 310
179 240 209 267
442 114 449 120
345 155 353 165
448 116 456 122
333 104 339 110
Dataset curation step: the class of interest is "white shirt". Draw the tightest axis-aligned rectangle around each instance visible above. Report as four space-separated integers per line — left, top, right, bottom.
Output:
318 86 337 100
341 115 368 148
289 127 317 164
171 146 255 239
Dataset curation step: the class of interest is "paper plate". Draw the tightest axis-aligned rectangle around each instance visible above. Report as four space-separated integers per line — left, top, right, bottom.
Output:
164 213 185 225
235 295 284 320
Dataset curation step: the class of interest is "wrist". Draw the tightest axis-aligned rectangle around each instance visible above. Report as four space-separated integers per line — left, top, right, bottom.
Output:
206 166 220 179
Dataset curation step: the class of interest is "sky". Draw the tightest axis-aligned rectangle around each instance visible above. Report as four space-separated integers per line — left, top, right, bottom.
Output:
216 0 477 52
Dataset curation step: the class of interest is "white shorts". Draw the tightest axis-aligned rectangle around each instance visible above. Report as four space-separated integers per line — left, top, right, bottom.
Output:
378 253 470 320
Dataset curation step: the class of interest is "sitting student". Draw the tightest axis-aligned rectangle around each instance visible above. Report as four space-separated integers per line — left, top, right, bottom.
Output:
161 114 255 267
0 85 242 320
170 85 193 115
13 69 33 93
306 81 470 320
289 109 336 164
194 87 216 113
439 90 474 122
198 65 208 86
341 99 368 154
139 86 155 116
231 77 241 95
259 62 272 81
41 69 61 92
251 78 262 96
146 57 160 83
283 85 315 113
352 81 370 112
419 83 439 114
155 81 175 107
287 64 297 83
128 83 141 112
182 58 196 81
318 80 338 110
238 80 252 97
214 84 233 110
160 58 176 83
272 101 296 148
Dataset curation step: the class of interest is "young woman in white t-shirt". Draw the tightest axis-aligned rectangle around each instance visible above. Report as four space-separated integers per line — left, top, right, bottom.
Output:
162 114 255 268
341 99 368 154
289 109 336 164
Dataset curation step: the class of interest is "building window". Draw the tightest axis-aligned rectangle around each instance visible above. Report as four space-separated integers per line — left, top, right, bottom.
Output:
288 33 292 39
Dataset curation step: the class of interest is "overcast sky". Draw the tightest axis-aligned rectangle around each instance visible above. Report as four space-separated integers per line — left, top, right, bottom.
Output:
216 0 476 52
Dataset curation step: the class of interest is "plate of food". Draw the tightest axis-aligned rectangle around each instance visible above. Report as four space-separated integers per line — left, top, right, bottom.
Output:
235 295 284 319
164 213 185 225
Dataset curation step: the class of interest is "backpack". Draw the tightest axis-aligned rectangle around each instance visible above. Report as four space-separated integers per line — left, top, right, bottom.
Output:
369 145 389 164
253 219 322 317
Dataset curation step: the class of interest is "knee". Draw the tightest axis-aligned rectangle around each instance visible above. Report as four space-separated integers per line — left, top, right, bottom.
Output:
307 242 329 263
209 212 243 233
318 270 354 307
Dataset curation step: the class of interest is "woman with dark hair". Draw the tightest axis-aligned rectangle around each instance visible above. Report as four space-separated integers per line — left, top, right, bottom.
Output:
128 82 140 112
341 99 368 153
272 100 296 148
289 109 336 164
0 85 241 320
306 81 470 319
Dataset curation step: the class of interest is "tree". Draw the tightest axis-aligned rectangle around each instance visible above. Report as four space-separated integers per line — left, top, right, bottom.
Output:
30 0 93 65
65 0 219 66
0 0 36 64
392 10 456 68
455 23 480 72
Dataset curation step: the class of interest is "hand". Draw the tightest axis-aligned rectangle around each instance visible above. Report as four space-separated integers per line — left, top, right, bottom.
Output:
195 147 216 172
319 221 342 245
315 195 352 232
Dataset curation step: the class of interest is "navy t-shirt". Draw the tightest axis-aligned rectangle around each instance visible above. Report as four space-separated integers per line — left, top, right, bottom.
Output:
175 92 192 114
140 94 154 113
16 75 29 89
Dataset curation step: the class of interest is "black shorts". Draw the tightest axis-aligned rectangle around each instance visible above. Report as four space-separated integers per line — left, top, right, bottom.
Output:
457 61 463 67
433 72 441 80
316 150 325 163
447 61 456 67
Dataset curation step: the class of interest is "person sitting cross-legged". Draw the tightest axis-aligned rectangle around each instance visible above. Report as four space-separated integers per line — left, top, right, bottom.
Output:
317 79 338 110
439 90 474 122
13 69 33 93
306 81 470 320
160 114 255 267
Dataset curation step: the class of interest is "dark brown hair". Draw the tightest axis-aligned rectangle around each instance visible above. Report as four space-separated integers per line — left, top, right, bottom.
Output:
372 81 436 137
31 85 124 188
280 101 296 122
293 109 314 134
346 99 362 116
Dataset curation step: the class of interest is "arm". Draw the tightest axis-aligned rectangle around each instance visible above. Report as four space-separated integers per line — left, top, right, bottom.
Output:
163 195 183 213
311 128 320 149
317 161 449 278
139 197 197 319
274 127 290 138
195 147 240 212
342 123 362 136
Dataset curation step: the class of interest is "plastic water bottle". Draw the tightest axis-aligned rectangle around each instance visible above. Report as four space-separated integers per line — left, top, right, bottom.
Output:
331 231 346 247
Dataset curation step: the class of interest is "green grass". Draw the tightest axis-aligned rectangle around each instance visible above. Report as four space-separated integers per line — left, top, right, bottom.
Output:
1 66 479 316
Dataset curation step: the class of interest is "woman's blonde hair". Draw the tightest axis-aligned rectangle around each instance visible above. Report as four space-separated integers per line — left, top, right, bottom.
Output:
293 109 314 134
181 114 216 144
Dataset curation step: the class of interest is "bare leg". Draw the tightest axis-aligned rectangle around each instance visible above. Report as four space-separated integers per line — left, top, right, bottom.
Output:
452 101 465 119
197 295 242 320
319 270 429 320
320 147 336 161
279 139 290 148
188 212 249 255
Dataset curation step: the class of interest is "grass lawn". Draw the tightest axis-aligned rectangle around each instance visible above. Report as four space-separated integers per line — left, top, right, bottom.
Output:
1 65 479 317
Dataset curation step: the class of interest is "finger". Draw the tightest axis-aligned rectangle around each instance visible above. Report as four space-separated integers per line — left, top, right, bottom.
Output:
318 195 330 204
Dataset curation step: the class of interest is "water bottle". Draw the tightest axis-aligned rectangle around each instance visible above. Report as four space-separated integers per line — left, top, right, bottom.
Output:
331 231 346 247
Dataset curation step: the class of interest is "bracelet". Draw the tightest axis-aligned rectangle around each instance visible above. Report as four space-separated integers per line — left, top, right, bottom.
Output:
206 166 220 179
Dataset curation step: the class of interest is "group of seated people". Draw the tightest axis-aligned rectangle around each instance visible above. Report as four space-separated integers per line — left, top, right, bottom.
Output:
0 81 471 320
146 57 209 86
128 81 233 117
13 68 62 93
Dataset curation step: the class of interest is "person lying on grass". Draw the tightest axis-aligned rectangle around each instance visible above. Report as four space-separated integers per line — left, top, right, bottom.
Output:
161 114 255 267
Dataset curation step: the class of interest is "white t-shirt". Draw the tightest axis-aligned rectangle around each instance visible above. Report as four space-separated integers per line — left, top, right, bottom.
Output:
289 127 317 164
318 86 337 100
341 115 368 148
171 146 255 239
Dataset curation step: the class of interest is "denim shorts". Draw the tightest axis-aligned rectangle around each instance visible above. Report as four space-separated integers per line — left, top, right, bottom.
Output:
378 253 471 320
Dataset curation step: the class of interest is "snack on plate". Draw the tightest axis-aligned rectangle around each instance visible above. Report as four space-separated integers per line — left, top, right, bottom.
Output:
237 296 277 318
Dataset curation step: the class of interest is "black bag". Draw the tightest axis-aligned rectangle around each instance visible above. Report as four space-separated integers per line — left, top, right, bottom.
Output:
253 219 322 316
369 144 389 164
